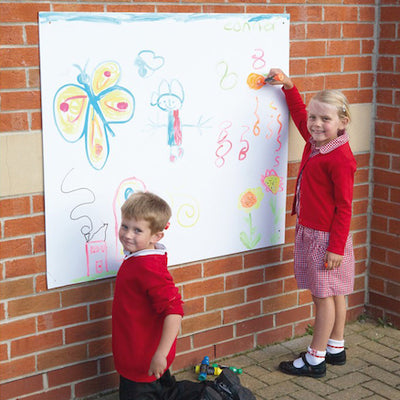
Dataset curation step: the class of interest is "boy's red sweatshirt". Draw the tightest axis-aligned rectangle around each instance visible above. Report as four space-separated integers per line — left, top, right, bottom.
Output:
112 249 184 382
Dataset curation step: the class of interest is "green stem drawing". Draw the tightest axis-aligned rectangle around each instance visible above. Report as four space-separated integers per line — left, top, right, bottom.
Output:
240 212 261 249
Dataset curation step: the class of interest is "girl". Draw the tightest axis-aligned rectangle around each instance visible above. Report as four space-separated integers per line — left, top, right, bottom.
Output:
267 69 357 378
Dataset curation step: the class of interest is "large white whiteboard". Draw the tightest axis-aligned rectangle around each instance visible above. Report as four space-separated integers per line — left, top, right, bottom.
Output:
39 12 290 288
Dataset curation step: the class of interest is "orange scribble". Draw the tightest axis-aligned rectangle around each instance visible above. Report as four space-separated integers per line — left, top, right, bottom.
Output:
247 73 265 90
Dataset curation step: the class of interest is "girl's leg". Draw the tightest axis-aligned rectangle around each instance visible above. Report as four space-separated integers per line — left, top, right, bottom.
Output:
310 295 336 351
329 295 346 340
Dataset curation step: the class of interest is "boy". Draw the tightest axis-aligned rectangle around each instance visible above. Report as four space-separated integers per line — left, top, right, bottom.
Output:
112 191 184 399
113 191 255 400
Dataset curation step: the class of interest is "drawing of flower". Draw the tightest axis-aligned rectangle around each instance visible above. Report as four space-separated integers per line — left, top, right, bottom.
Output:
238 187 264 213
238 187 264 250
261 169 284 195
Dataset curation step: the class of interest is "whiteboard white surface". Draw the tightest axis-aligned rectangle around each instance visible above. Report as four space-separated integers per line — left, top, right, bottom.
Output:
38 12 290 288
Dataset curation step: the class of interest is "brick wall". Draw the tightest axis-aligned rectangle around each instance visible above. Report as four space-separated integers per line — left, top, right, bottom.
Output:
367 1 400 327
0 1 396 400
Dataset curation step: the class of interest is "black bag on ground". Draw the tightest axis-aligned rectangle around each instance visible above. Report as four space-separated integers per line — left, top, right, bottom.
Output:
212 369 256 400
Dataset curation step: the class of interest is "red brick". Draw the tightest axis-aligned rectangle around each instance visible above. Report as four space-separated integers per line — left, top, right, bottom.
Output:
291 41 326 58
5 255 46 278
343 24 374 38
25 25 39 45
181 311 221 335
380 6 400 22
21 386 72 400
182 297 204 316
264 262 293 280
0 197 30 217
193 326 234 348
247 280 283 301
223 302 261 324
215 335 254 359
307 23 340 39
37 344 87 371
276 305 312 326
257 325 292 346
236 315 273 336
61 280 113 307
65 319 112 344
170 263 202 283
203 255 242 277
286 5 322 22
182 277 224 299
344 56 373 72
243 247 281 269
0 47 39 68
263 292 297 314
369 292 400 312
89 299 113 320
0 90 41 111
0 277 33 300
0 111 29 132
8 292 60 318
0 25 24 45
0 238 32 259
0 69 26 89
0 356 36 381
4 215 45 237
0 3 50 22
368 277 385 293
88 336 112 358
11 330 63 357
0 374 43 400
37 306 88 331
348 290 365 307
176 336 191 353
53 4 104 12
324 6 358 21
0 317 36 341
206 289 244 311
226 269 264 290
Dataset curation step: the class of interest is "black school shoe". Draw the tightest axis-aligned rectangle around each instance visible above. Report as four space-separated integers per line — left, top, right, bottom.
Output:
325 349 346 365
279 352 326 378
213 369 256 400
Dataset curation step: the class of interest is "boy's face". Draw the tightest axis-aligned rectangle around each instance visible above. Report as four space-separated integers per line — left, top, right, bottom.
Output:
119 217 163 253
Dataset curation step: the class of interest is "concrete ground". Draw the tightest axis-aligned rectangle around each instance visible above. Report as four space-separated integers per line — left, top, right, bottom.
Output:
98 319 400 399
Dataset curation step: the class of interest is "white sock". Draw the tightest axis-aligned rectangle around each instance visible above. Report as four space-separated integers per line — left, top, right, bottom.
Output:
327 338 345 354
293 346 326 368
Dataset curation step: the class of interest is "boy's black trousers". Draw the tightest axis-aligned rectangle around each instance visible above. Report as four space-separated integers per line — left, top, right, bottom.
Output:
119 370 209 400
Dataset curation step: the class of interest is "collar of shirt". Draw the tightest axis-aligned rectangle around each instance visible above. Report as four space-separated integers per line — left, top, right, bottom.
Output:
309 131 350 154
124 243 167 260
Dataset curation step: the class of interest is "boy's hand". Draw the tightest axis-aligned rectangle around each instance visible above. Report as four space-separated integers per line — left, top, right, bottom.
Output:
148 351 167 379
266 68 293 90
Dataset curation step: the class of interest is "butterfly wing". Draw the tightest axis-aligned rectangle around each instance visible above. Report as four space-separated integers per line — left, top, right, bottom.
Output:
92 61 121 96
53 84 89 142
85 105 110 170
98 87 135 123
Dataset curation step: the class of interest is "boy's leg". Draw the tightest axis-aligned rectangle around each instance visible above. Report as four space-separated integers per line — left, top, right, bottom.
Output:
119 375 162 400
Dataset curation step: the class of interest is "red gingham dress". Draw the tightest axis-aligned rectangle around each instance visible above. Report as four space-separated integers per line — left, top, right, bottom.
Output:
294 135 355 298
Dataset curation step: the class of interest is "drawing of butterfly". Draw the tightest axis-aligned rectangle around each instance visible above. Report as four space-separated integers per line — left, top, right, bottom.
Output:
53 61 135 170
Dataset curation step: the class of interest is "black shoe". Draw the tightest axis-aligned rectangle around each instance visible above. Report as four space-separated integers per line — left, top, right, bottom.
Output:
325 350 346 365
214 369 256 400
202 386 223 400
279 352 326 378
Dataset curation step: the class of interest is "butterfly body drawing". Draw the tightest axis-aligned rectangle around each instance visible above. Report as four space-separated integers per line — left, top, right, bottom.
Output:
53 61 135 170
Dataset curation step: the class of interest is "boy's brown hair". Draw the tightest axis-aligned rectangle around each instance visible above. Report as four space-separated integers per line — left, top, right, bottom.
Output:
121 191 172 233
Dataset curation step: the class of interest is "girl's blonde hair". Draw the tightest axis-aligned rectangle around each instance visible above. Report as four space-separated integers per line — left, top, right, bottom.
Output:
121 191 171 233
311 89 351 123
